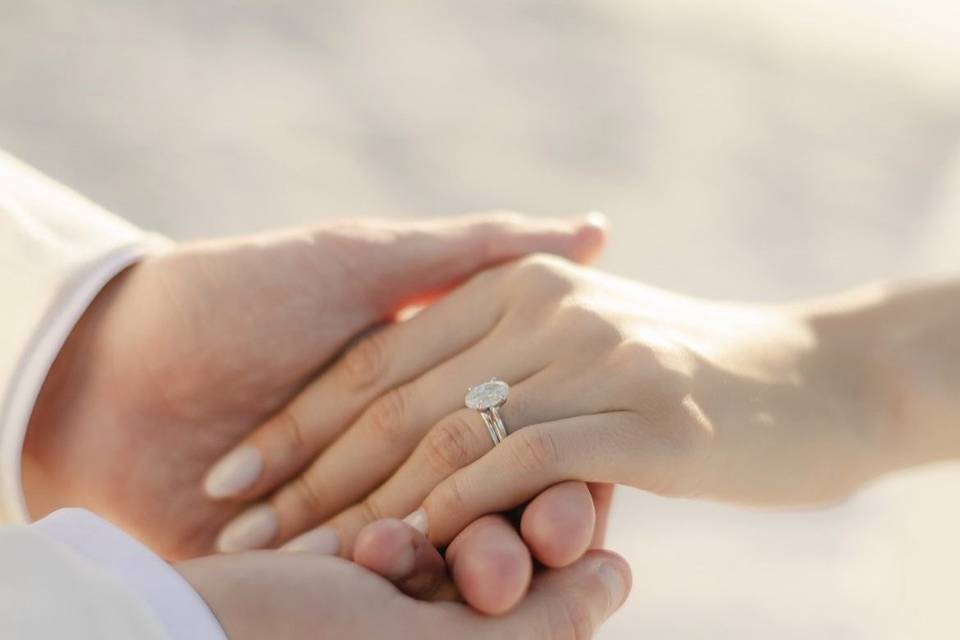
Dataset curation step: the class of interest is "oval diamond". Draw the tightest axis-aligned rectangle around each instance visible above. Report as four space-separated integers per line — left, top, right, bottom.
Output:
465 378 509 411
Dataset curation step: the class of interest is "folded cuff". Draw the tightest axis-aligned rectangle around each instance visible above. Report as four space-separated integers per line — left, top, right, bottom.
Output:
33 508 227 640
0 235 171 523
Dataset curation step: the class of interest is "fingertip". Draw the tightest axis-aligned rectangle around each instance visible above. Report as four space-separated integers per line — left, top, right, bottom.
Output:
281 526 340 555
215 504 278 553
521 481 595 568
355 519 453 602
455 543 532 615
581 211 609 232
571 212 608 264
353 519 417 581
203 444 263 500
449 518 533 615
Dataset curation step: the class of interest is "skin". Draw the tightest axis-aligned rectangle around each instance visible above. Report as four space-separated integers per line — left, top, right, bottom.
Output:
175 547 632 640
351 483 596 616
216 254 960 551
21 213 607 561
281 479 601 614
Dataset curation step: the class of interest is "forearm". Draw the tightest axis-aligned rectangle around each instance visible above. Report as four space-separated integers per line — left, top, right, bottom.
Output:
802 277 960 473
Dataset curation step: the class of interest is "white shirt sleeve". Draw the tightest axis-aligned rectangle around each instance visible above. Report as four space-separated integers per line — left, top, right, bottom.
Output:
0 517 169 639
0 149 172 523
0 153 227 638
31 508 228 640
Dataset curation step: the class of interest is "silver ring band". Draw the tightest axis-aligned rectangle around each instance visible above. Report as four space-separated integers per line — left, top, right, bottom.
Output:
479 410 502 446
465 378 510 448
489 406 508 443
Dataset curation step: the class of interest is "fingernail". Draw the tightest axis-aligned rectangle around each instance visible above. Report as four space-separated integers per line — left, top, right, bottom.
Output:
581 211 608 229
597 562 627 612
403 508 428 536
281 527 340 555
204 445 263 499
384 539 417 581
216 504 278 552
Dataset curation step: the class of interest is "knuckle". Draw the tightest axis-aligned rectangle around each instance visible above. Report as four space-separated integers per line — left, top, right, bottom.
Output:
364 387 410 442
613 339 693 398
554 303 621 348
467 258 507 288
668 398 713 463
290 474 326 514
357 496 385 524
507 254 576 299
510 428 562 474
432 474 469 516
609 341 660 385
514 252 563 277
276 407 307 454
342 333 388 388
423 415 477 476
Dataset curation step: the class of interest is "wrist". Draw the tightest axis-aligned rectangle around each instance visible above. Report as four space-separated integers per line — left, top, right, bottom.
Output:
800 280 960 476
21 266 135 515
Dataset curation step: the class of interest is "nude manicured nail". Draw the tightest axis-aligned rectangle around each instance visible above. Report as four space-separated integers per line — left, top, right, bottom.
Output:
597 562 627 612
204 445 263 499
403 508 428 536
216 504 278 553
281 527 340 555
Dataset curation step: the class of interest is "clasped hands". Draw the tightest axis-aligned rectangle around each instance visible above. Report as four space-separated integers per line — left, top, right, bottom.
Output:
23 213 627 639
24 209 904 638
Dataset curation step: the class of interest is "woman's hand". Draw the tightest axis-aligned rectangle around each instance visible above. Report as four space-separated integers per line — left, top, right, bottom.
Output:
208 253 884 552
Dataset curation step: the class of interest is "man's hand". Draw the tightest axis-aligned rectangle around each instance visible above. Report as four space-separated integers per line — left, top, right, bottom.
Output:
175 547 631 640
21 213 605 560
350 480 612 615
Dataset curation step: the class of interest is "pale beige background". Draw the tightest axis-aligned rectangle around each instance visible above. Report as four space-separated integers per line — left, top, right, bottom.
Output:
2 1 959 637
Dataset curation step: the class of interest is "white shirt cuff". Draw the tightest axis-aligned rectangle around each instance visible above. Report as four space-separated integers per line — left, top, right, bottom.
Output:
32 508 227 640
0 238 169 523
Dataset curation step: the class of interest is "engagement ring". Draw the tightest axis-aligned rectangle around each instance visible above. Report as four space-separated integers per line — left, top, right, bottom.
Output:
465 378 510 447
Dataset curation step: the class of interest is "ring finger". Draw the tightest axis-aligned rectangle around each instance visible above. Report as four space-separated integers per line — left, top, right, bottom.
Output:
311 367 613 556
214 332 550 552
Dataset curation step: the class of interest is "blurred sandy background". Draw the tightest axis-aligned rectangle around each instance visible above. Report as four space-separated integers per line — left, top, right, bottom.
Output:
3 1 960 637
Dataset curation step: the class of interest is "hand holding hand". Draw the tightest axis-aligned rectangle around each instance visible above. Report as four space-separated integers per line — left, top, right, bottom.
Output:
344 479 607 615
23 214 605 559
176 544 631 640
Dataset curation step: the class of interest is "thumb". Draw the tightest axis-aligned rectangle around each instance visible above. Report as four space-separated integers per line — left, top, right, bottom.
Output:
472 551 631 640
328 211 607 314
